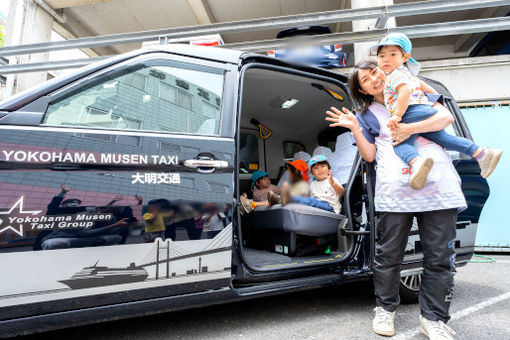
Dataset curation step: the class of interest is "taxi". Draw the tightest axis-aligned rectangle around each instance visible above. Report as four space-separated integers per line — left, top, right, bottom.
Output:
0 44 488 337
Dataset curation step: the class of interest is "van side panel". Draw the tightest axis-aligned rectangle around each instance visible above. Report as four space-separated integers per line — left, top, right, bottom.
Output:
0 53 237 325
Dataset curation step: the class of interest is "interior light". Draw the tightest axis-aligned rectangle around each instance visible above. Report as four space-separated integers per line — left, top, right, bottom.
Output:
143 94 151 102
281 98 299 109
103 81 118 89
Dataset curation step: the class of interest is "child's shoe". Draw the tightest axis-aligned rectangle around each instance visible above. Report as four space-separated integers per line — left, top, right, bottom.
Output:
267 190 281 205
409 156 434 190
280 182 292 205
239 195 254 214
477 148 502 179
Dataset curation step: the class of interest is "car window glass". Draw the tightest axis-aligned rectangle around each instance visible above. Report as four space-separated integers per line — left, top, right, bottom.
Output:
43 61 224 135
239 132 259 173
283 141 306 159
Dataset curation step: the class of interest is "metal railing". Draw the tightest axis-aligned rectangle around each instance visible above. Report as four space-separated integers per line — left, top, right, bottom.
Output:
1 0 510 74
0 57 7 84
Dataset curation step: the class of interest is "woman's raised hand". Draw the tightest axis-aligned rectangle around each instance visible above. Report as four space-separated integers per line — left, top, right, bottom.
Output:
325 107 358 131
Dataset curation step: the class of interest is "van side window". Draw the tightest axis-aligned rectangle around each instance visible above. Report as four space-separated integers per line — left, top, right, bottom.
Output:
283 141 306 159
43 61 224 135
239 132 259 173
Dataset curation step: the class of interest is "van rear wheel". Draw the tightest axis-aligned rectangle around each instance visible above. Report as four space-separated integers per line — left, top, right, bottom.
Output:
399 273 421 304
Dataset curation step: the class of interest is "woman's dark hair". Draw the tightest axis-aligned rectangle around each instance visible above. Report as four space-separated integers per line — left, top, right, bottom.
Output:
348 60 379 114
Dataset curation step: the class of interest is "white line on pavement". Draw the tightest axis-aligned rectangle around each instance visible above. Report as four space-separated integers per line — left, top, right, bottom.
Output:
392 291 510 340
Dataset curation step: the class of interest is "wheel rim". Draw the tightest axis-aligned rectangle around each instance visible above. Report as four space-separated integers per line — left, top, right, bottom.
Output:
400 274 422 292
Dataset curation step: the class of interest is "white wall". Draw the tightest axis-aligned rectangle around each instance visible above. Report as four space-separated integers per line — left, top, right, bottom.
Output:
420 55 510 103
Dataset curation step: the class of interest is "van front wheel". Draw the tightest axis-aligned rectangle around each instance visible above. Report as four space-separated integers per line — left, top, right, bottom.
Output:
399 273 421 304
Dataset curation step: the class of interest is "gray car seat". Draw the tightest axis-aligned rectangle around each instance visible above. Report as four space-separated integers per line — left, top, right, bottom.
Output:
312 146 333 159
277 151 311 186
330 133 357 185
250 203 342 236
247 203 349 256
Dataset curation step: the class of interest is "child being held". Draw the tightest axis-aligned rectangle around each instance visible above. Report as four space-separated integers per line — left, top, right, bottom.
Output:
270 156 344 213
371 33 502 190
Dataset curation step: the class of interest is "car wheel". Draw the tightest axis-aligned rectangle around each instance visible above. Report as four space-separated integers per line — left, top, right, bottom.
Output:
399 273 421 304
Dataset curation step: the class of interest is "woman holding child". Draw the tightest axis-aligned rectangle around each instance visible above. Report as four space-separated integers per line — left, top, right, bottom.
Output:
325 34 478 340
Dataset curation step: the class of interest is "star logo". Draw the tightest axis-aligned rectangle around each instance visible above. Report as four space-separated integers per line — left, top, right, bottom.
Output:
0 197 42 237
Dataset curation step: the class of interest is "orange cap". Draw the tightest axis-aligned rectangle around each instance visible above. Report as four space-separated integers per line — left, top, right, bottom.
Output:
286 159 309 181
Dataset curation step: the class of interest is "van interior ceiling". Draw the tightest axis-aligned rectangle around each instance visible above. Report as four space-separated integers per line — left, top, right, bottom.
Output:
238 66 365 272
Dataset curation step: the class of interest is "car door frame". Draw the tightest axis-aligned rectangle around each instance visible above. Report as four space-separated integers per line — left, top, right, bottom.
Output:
231 59 368 288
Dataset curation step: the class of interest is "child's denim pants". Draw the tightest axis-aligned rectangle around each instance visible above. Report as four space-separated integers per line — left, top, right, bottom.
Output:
291 196 334 212
394 104 479 164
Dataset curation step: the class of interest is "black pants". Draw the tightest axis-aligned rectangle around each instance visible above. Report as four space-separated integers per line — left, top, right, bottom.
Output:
165 218 203 241
373 209 457 323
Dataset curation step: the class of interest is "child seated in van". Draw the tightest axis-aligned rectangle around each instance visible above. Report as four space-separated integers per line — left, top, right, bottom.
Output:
268 159 309 204
270 156 344 214
239 170 279 214
372 32 502 190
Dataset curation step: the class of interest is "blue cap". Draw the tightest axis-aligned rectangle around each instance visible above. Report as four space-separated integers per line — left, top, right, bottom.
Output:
369 33 421 76
308 154 329 169
251 170 269 190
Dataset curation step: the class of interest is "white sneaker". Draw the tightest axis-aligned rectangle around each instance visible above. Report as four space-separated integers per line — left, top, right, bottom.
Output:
239 196 254 215
409 156 434 190
477 148 502 179
420 315 456 340
372 306 395 337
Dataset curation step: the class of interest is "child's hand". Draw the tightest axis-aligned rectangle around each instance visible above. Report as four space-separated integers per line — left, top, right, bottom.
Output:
60 184 70 193
328 170 334 185
387 115 402 130
110 218 129 228
112 194 123 202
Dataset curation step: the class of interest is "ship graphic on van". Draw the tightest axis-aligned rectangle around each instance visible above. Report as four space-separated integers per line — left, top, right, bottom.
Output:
59 261 148 289
59 225 232 289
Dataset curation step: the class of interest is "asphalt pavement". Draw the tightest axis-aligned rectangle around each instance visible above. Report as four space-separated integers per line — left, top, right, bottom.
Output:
23 255 510 340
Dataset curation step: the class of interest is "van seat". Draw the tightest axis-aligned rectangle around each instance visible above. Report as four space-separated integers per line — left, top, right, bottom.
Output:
246 203 347 256
249 203 344 237
239 179 253 198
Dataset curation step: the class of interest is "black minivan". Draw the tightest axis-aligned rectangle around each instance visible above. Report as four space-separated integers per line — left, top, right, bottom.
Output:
0 44 489 337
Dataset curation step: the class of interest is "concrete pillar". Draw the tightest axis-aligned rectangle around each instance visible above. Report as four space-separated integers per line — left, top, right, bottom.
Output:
351 0 395 63
5 0 54 97
4 0 26 97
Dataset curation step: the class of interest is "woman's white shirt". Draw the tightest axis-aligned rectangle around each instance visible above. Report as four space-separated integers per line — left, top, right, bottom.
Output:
367 102 467 213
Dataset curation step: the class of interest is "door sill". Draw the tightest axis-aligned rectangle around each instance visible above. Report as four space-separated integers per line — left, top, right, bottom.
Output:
233 273 341 296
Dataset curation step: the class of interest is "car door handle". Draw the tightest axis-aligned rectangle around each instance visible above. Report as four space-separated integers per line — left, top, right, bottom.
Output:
184 159 228 173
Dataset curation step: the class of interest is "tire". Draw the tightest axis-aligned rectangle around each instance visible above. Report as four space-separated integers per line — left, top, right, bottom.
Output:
399 273 421 304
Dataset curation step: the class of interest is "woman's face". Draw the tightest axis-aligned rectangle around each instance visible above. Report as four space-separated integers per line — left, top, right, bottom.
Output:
357 66 386 97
